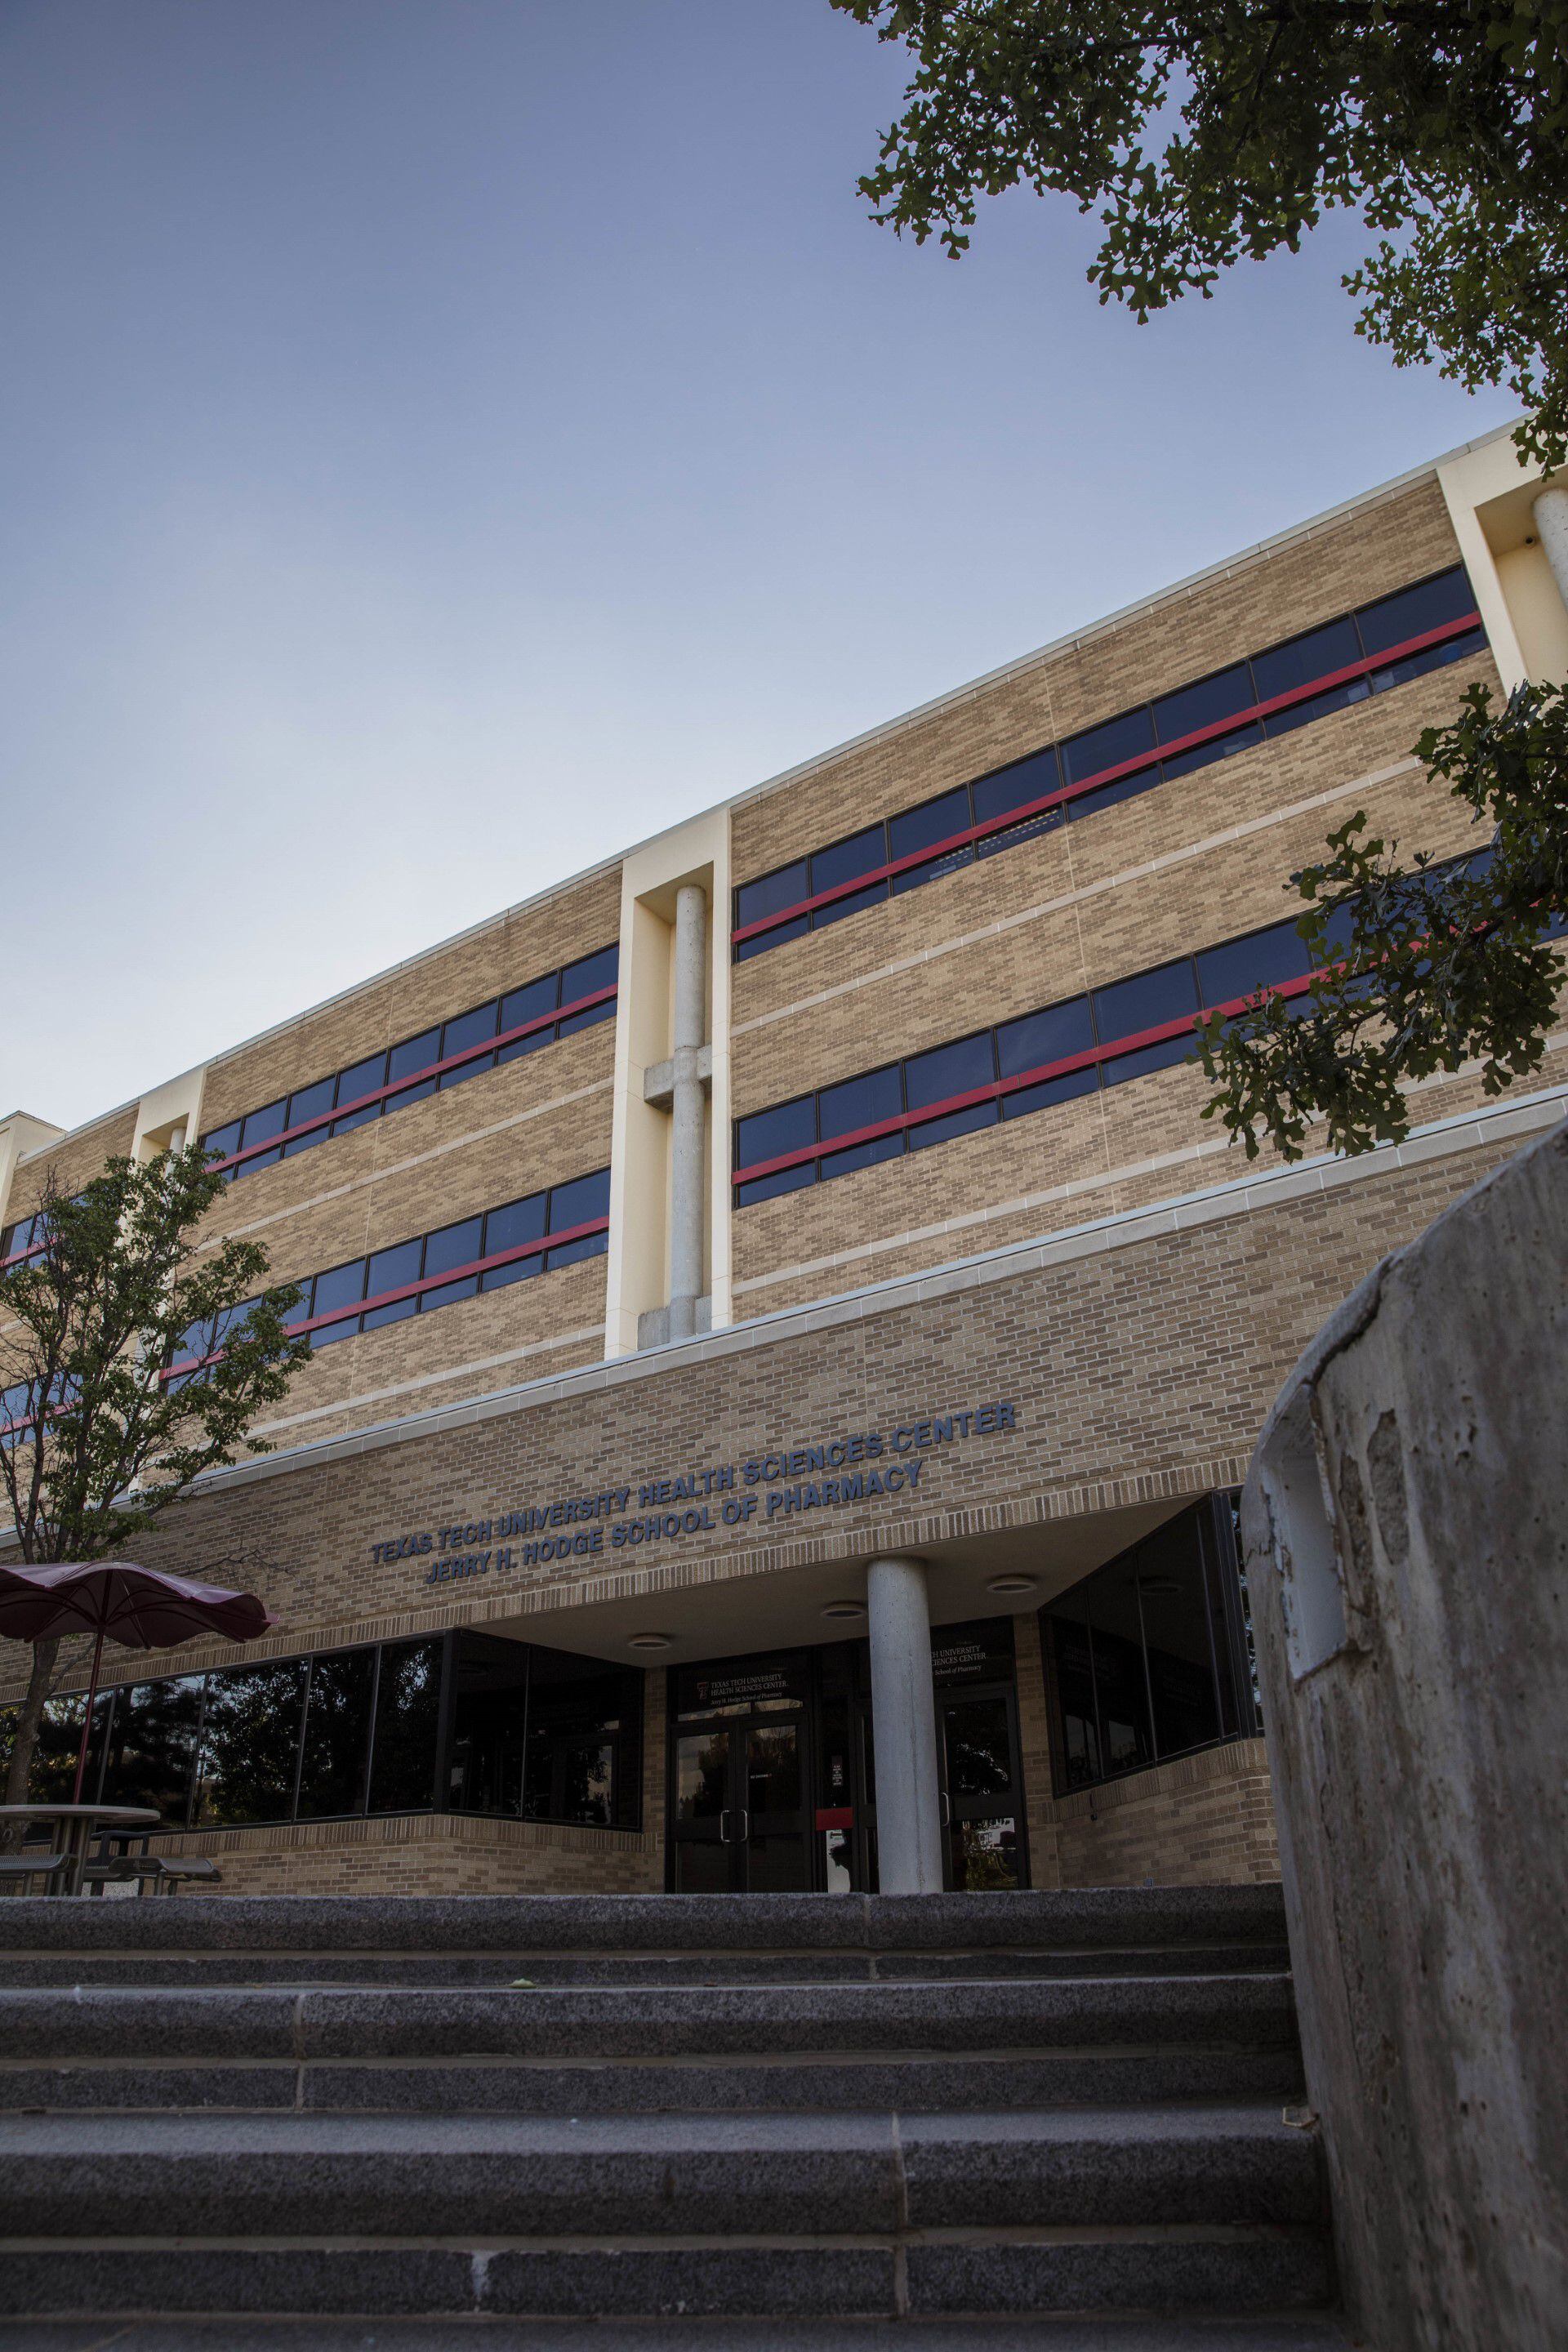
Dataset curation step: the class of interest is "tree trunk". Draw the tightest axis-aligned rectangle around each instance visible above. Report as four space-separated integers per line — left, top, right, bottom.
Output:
0 1637 59 1855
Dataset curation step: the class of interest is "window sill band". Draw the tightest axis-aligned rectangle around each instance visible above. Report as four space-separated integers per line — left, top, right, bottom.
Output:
731 974 1315 1188
729 610 1483 950
209 983 620 1177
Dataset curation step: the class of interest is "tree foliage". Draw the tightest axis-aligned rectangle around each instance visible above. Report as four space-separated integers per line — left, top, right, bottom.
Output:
1196 678 1568 1159
829 0 1568 466
0 1146 308 1811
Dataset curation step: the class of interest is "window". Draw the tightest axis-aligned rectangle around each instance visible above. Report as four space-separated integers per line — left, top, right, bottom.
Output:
194 1661 309 1826
439 1004 498 1089
22 1632 636 1835
732 566 1483 960
296 1650 376 1820
164 1167 612 1377
733 899 1334 1202
421 1216 483 1310
1062 705 1156 786
203 947 619 1180
447 1633 642 1829
368 1639 443 1813
1040 1498 1254 1794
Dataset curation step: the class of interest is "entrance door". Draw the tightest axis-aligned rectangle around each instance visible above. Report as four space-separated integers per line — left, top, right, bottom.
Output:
670 1714 809 1892
938 1687 1026 1891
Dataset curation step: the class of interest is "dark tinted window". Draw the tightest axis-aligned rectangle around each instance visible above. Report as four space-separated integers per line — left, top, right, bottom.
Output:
201 1121 242 1164
241 1098 287 1152
812 826 887 893
296 1650 376 1820
1152 663 1254 744
484 1192 547 1259
99 1677 203 1823
194 1661 307 1826
996 998 1095 1078
500 974 558 1031
1041 1501 1244 1794
362 1239 422 1329
818 1063 902 1145
548 1168 611 1232
1250 615 1361 703
332 1054 387 1134
736 1095 816 1169
421 1218 482 1307
388 1027 440 1084
1062 706 1156 786
439 1004 498 1086
562 945 619 1001
368 1639 442 1813
310 1258 368 1340
1093 960 1200 1045
387 1025 442 1105
972 746 1060 826
286 1076 336 1130
1356 566 1473 656
1196 920 1310 1008
736 861 809 930
905 1031 995 1108
890 788 970 862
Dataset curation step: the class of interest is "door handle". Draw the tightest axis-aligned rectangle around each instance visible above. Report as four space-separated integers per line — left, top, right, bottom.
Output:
719 1809 732 1844
738 1809 750 1841
939 1792 951 1829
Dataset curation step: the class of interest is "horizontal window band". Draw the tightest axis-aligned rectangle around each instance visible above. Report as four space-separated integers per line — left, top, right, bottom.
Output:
729 612 1483 947
730 973 1314 1186
209 984 618 1174
160 1214 612 1378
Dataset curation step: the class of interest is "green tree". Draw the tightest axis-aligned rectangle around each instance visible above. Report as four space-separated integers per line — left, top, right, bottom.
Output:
1196 679 1568 1158
828 0 1568 466
0 1147 308 1820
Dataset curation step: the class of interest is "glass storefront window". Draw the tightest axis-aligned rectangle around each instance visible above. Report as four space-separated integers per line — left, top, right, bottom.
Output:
100 1675 203 1822
296 1648 376 1820
194 1659 309 1826
1040 1495 1252 1796
449 1632 641 1829
367 1638 442 1814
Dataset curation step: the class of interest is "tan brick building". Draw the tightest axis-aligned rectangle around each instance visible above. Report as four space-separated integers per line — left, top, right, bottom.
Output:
4 421 1566 1900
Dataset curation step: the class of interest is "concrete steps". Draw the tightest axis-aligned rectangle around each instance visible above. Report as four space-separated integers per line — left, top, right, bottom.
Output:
0 1889 1341 2336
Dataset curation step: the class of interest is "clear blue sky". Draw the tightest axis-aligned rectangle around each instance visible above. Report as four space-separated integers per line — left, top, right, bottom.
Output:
1 0 1517 1134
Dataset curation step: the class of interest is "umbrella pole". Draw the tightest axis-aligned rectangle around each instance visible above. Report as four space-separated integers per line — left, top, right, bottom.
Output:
71 1624 106 1805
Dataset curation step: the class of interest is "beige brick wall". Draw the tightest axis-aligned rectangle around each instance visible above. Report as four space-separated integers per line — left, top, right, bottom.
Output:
1045 1740 1280 1889
149 1807 660 1898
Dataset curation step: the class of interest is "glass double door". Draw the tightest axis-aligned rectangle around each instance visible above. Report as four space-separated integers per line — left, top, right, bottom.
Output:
671 1709 808 1893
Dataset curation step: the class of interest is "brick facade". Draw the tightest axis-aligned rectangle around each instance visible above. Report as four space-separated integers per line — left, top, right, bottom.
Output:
4 435 1557 1902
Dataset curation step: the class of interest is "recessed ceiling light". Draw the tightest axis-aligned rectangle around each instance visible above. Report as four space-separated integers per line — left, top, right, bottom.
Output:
627 1632 672 1650
987 1574 1038 1595
822 1601 866 1620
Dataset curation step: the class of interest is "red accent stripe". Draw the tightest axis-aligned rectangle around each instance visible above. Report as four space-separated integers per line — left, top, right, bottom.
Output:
159 1214 610 1379
730 612 1483 946
210 983 618 1174
732 973 1316 1187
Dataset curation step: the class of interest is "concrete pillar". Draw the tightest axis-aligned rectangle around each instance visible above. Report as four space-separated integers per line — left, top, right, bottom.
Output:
1533 485 1568 613
666 882 708 1343
866 1554 945 1895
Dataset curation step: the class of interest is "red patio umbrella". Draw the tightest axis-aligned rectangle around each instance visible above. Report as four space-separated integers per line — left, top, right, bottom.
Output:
0 1561 276 1802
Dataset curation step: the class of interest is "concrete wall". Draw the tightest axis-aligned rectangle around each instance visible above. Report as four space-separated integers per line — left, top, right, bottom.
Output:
1242 1117 1568 2352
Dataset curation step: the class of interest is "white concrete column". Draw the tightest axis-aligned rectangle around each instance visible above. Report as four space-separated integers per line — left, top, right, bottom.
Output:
1533 486 1568 614
666 882 708 1343
866 1553 945 1895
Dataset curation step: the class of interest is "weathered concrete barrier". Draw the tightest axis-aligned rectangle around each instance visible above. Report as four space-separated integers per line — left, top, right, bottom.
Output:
1242 1116 1567 2352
